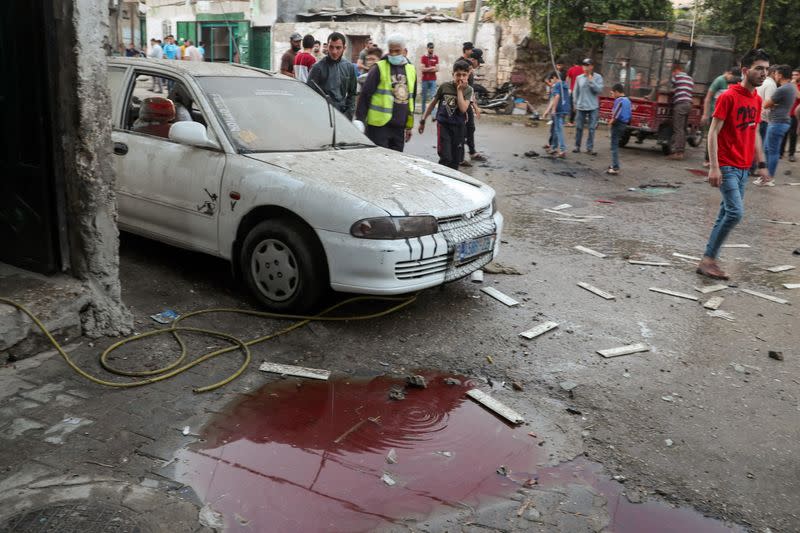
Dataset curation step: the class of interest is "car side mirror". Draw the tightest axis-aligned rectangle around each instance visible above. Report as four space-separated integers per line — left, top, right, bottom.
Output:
169 121 219 149
352 119 365 134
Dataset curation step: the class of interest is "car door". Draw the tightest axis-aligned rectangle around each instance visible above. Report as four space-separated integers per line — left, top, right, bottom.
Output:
111 69 225 255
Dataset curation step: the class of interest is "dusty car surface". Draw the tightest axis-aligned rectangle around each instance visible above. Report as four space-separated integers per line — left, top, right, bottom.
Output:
107 58 503 311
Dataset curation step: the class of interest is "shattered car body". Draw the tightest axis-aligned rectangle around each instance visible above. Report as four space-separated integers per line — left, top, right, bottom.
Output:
107 58 503 311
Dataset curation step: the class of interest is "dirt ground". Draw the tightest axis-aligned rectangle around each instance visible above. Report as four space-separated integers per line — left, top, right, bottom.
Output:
1 117 798 532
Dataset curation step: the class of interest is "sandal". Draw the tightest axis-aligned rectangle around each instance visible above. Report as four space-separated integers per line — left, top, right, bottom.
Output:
696 265 729 280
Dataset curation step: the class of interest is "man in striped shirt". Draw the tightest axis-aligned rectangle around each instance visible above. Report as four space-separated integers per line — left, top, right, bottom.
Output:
668 62 694 160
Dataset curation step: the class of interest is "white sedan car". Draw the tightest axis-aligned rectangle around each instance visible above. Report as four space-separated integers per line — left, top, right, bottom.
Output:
107 58 503 311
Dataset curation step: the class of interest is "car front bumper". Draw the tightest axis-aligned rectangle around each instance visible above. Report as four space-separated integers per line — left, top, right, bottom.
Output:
320 211 504 295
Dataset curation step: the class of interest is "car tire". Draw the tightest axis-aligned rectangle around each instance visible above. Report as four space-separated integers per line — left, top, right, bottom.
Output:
240 219 328 313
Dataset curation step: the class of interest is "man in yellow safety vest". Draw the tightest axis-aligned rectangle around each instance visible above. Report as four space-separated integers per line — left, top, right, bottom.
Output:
355 34 417 151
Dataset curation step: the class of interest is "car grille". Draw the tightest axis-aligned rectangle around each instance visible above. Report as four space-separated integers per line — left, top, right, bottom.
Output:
393 206 497 282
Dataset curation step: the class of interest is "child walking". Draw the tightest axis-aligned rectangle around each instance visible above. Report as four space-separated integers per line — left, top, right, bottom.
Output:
607 83 632 174
419 60 473 169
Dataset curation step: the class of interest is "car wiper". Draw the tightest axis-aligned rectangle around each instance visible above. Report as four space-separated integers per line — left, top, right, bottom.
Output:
321 141 374 149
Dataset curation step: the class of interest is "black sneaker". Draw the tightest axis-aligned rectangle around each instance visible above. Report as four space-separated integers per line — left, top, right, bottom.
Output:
572 148 581 153
587 150 598 156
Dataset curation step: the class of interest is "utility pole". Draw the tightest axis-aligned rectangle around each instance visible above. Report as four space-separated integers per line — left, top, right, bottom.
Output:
471 0 483 44
754 0 766 48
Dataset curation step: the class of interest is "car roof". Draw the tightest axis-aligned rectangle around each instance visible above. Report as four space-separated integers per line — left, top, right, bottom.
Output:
108 57 286 79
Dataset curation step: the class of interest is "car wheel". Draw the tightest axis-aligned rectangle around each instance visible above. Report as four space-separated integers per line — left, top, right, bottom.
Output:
240 219 327 313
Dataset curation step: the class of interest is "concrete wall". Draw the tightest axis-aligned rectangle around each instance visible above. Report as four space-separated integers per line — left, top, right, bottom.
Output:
273 20 498 88
54 0 132 337
144 0 278 40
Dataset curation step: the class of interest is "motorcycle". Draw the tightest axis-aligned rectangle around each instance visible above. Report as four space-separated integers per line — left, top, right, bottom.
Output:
473 82 516 114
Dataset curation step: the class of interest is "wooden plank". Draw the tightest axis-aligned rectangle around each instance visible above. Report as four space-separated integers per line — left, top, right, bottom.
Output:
721 244 750 248
551 203 572 211
694 284 728 294
766 220 800 226
555 218 588 222
543 208 571 216
649 287 699 301
740 288 789 305
628 260 671 266
574 245 607 258
577 281 616 300
788 182 800 186
481 286 520 306
466 389 524 424
703 296 724 310
765 265 796 273
519 321 559 340
673 252 701 261
597 343 650 358
259 362 331 380
783 283 800 289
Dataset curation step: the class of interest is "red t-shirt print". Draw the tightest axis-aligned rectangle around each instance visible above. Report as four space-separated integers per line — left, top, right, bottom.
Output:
712 84 762 169
421 54 439 82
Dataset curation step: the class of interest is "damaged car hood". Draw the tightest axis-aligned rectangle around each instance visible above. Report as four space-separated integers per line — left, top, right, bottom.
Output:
243 147 492 216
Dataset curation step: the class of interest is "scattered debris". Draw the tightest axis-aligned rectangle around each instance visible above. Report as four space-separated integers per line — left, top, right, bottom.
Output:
783 283 800 289
381 473 397 486
597 343 650 358
486 355 494 364
565 407 583 415
596 199 615 204
497 465 509 476
259 362 331 380
512 381 524 391
574 245 607 258
731 363 746 374
481 287 520 306
444 377 462 386
703 296 724 310
740 288 790 305
434 450 453 457
466 389 525 424
649 287 699 301
386 448 398 464
519 321 559 339
640 182 681 189
694 284 728 294
483 262 522 275
685 168 709 176
234 514 251 527
665 439 674 447
769 350 784 361
181 426 190 436
150 309 179 324
470 270 484 283
551 203 572 211
199 504 225 529
628 260 671 266
555 217 589 222
661 395 675 402
577 281 616 300
673 252 701 261
559 381 578 392
766 219 800 226
707 310 735 321
406 375 428 389
721 244 750 248
613 475 627 482
765 265 796 273
388 389 406 401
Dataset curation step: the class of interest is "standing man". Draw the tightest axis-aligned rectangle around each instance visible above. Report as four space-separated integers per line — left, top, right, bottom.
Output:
751 65 777 173
313 40 323 60
420 42 439 114
779 67 799 162
293 34 317 83
759 64 795 186
162 35 179 60
357 37 374 74
698 49 770 280
667 62 694 160
572 58 603 156
355 34 417 152
183 40 202 61
197 41 206 60
280 32 302 77
307 32 357 119
701 66 738 167
147 39 164 93
461 48 487 165
566 59 584 126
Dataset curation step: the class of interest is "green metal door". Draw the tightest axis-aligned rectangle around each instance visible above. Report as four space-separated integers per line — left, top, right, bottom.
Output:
176 21 197 44
249 27 271 69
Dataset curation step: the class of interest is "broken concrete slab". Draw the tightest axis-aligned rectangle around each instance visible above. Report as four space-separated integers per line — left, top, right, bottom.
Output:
765 265 796 273
577 282 616 300
707 310 735 321
649 287 699 301
258 362 331 380
783 283 800 289
694 284 728 294
703 296 724 310
519 321 559 340
597 343 650 358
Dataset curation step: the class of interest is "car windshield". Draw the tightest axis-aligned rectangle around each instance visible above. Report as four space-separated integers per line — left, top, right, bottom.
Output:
198 76 372 152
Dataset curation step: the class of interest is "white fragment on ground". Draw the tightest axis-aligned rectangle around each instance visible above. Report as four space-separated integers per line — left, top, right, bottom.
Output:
783 283 800 289
649 287 699 301
578 282 616 300
739 289 789 305
386 448 398 464
551 203 572 211
43 417 93 445
628 260 672 266
519 321 559 340
466 389 525 424
672 252 702 261
665 439 674 447
481 287 520 307
765 265 796 273
721 243 750 248
597 343 651 358
694 284 728 294
574 245 607 258
707 310 735 321
182 426 190 436
381 473 397 486
470 270 484 283
199 503 225 529
434 451 454 458
703 296 724 310
661 395 675 403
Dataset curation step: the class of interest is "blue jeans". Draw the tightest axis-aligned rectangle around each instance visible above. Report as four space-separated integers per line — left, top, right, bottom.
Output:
575 108 599 151
704 166 749 259
765 122 791 177
610 121 627 169
421 80 437 112
552 114 566 152
750 121 768 173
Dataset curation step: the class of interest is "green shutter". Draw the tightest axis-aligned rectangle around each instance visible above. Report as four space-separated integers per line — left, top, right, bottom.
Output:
176 21 196 44
249 27 271 70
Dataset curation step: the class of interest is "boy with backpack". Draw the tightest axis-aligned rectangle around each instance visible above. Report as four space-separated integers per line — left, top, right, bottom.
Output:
607 83 632 174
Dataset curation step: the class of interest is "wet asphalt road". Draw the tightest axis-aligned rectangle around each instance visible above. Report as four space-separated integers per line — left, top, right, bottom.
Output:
116 117 800 531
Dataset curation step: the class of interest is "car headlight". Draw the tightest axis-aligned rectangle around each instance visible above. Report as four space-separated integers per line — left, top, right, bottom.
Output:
350 216 438 239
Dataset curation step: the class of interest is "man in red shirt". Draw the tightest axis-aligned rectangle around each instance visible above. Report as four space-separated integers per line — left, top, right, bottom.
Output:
566 60 584 126
420 42 439 115
698 49 770 280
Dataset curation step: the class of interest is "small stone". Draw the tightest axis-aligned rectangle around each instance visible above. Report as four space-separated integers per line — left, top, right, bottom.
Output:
496 465 509 476
386 448 398 464
512 381 524 391
388 388 406 401
665 438 674 447
559 381 578 392
768 351 784 361
661 395 675 403
405 375 427 388
613 475 626 482
732 364 746 374
444 378 462 386
746 472 755 479
525 509 542 522
381 473 396 486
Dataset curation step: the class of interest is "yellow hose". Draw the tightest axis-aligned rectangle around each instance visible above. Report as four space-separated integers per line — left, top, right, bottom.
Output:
0 294 417 393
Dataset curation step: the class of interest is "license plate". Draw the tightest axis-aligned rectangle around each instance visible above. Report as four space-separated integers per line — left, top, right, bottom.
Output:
455 234 496 264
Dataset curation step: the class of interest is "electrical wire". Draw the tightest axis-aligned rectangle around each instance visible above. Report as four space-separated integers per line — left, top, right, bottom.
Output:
0 294 418 393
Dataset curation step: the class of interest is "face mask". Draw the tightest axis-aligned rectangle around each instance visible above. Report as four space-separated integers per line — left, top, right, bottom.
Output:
387 54 406 66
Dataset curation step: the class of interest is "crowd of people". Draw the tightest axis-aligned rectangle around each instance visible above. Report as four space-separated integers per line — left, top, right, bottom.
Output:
277 32 488 169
